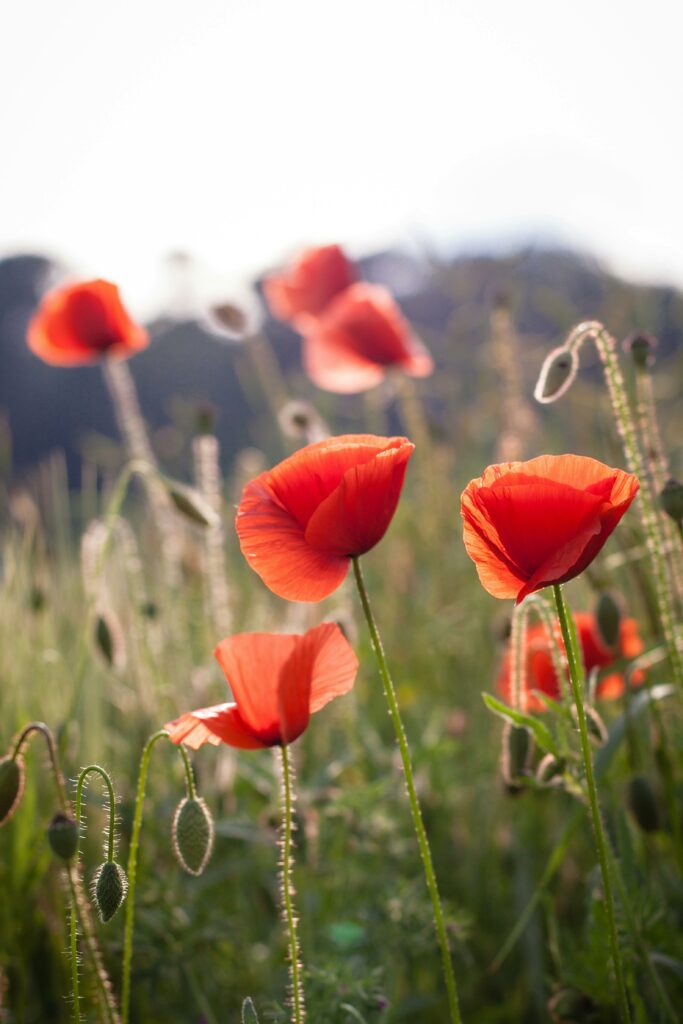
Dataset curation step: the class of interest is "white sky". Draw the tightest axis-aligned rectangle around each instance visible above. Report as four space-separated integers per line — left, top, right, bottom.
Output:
2 0 682 315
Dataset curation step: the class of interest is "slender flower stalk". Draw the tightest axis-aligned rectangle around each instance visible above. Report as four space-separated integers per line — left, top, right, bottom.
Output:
545 322 683 688
351 557 461 1024
277 745 305 1023
192 432 233 638
552 585 631 1023
121 731 195 1024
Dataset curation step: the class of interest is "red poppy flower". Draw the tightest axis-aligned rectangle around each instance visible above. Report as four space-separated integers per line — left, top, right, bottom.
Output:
497 612 645 712
461 455 640 603
165 623 358 749
27 279 148 366
236 434 414 602
263 244 355 324
300 283 434 394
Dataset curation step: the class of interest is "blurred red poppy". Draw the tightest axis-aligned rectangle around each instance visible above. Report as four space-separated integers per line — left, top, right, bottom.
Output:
27 279 148 366
301 283 434 394
461 455 639 603
497 612 645 712
236 434 414 601
165 623 358 749
263 244 355 324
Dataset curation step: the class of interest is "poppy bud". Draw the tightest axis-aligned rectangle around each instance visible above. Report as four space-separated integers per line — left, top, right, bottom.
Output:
535 753 566 786
534 346 578 404
623 331 657 370
626 775 661 833
94 610 124 669
164 479 220 528
47 812 79 861
28 585 46 613
172 797 215 876
500 723 533 794
242 997 260 1024
582 706 608 745
93 860 128 922
659 478 683 525
595 591 621 650
0 755 25 826
194 401 218 436
548 988 595 1022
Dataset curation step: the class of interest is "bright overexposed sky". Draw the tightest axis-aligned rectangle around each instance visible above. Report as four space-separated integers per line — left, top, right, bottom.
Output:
2 0 683 315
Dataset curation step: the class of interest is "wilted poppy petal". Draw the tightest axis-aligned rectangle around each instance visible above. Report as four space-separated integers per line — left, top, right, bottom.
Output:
305 441 414 556
165 703 264 750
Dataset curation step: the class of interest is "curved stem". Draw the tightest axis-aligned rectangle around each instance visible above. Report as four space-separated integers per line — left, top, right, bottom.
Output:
553 585 631 1022
352 557 462 1024
121 731 192 1024
279 744 305 1023
75 765 118 863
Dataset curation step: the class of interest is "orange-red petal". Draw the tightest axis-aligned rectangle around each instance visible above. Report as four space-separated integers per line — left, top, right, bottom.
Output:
263 244 355 323
165 703 265 750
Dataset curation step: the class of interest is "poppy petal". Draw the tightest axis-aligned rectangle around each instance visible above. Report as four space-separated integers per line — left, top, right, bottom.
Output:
214 633 300 744
302 328 389 393
263 244 355 322
305 441 414 556
165 703 264 750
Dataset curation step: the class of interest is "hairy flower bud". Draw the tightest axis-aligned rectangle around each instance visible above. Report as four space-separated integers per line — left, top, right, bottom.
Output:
93 860 128 922
47 812 79 861
500 723 533 794
626 775 661 833
535 753 566 787
623 331 657 370
534 346 578 404
659 478 683 525
165 479 220 528
172 797 215 876
0 755 25 826
242 997 260 1024
595 591 621 650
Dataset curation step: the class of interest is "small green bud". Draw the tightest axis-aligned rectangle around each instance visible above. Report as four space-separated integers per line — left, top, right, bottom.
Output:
595 591 621 650
242 997 260 1024
626 775 661 833
47 812 79 861
534 346 578 404
165 480 220 528
659 478 683 525
94 613 114 667
0 755 25 826
535 753 566 786
93 861 128 922
500 723 533 794
172 796 215 876
623 331 657 369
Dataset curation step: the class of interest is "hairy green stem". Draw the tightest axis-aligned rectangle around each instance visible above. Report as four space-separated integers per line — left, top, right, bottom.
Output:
75 765 117 862
352 557 462 1024
553 585 631 1022
278 744 305 1023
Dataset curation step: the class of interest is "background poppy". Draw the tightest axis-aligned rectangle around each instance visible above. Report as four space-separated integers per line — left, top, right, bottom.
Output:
263 244 355 324
166 623 358 749
461 454 640 602
236 434 414 601
27 279 148 366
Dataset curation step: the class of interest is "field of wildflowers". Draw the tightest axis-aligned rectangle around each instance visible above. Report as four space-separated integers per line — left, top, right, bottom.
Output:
2 244 683 1023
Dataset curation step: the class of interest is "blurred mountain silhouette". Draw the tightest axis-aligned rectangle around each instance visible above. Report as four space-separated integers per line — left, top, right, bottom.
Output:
1 246 682 484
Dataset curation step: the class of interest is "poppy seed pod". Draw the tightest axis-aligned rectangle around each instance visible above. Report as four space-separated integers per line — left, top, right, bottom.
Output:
172 797 215 876
500 723 533 794
93 860 128 922
595 591 622 650
626 775 661 833
0 755 25 826
534 346 578 404
659 478 683 525
47 813 79 861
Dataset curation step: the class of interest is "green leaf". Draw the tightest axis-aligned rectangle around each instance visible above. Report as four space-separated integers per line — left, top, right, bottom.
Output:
482 693 559 756
241 997 259 1023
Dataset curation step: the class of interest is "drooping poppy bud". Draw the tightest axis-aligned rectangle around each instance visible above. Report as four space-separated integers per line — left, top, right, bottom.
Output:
659 478 683 526
172 797 215 876
500 722 533 794
594 591 622 650
535 753 566 786
242 997 260 1024
93 860 128 922
164 478 220 528
534 346 578 404
626 775 661 833
47 812 79 861
94 611 124 669
0 755 25 826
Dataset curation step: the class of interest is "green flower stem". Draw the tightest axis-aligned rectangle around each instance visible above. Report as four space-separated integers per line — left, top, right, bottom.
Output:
278 744 305 1023
121 730 194 1024
352 557 462 1024
553 585 631 1023
75 765 117 862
